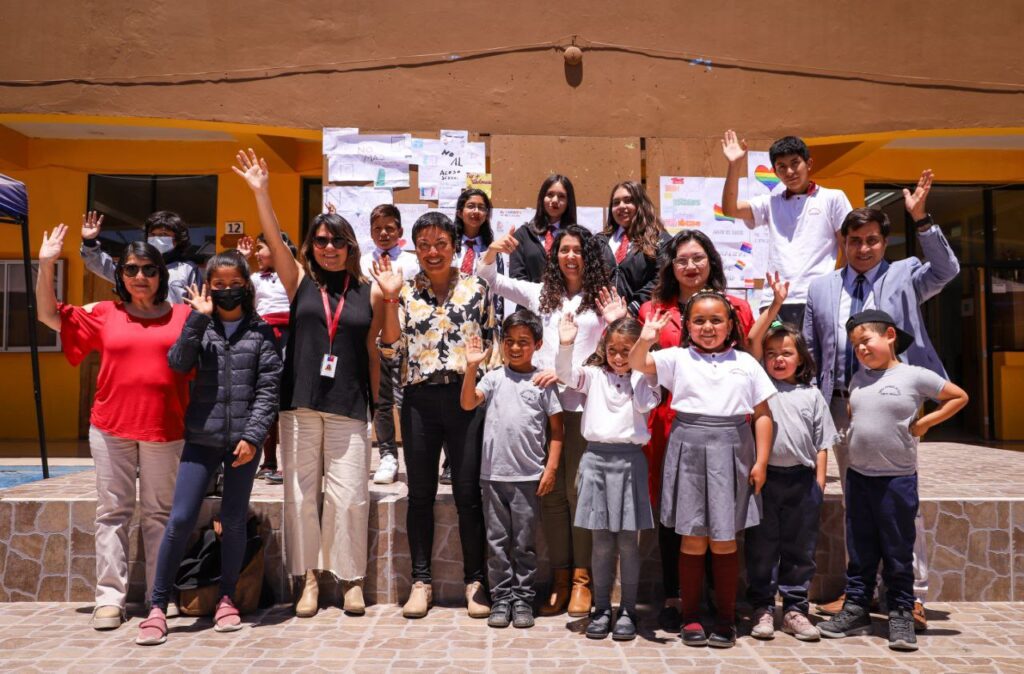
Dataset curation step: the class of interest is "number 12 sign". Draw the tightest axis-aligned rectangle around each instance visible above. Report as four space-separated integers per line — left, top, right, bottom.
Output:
224 221 244 235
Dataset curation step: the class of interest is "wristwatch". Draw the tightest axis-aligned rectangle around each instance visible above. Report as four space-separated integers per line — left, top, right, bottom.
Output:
913 214 934 231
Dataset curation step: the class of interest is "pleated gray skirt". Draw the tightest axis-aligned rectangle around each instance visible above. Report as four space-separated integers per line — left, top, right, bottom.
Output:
660 413 762 540
574 442 655 532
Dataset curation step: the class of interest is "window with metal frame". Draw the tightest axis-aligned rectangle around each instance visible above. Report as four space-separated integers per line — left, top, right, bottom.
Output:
0 259 64 352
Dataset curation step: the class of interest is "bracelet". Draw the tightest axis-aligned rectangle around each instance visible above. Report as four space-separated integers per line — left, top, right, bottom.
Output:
383 297 400 304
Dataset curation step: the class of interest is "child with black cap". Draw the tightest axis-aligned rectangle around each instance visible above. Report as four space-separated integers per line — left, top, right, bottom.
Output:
818 309 967 652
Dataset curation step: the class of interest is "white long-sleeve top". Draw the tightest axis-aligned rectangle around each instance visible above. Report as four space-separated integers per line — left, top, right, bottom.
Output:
477 259 604 412
556 343 660 444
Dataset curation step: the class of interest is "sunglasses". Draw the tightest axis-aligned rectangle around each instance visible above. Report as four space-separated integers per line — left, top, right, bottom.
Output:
122 264 159 278
313 235 348 250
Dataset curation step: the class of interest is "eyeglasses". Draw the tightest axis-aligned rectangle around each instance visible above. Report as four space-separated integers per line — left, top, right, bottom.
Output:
313 236 348 249
122 264 159 278
462 203 489 212
672 255 708 268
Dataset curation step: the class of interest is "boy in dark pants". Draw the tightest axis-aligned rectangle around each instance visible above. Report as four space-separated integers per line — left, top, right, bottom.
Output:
818 310 967 651
461 310 564 628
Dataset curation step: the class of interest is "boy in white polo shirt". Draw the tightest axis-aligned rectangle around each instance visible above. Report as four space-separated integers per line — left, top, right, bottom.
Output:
721 131 852 327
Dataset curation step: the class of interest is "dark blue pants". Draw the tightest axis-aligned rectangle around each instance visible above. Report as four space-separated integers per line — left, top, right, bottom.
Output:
745 465 822 614
149 441 262 610
843 469 918 612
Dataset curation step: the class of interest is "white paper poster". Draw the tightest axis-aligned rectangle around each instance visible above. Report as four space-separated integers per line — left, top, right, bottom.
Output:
491 208 535 239
410 138 443 167
323 129 412 161
462 143 486 173
327 155 410 187
575 207 605 235
746 151 780 198
323 186 394 254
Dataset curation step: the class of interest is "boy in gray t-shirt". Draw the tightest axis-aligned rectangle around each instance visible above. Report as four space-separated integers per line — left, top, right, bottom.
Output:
461 310 564 629
819 310 967 652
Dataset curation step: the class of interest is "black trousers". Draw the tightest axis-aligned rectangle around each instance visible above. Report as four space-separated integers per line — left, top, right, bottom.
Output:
401 382 486 583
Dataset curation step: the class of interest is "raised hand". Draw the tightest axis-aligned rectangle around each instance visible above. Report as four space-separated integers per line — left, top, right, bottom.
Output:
39 224 68 264
326 202 337 215
236 235 254 259
487 226 519 256
465 334 489 369
596 286 627 324
640 308 671 342
81 211 104 241
721 129 749 164
903 169 933 221
184 283 214 316
371 254 405 298
765 272 790 306
559 311 579 345
231 148 270 193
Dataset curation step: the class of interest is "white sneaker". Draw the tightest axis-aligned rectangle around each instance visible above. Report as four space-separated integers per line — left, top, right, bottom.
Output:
751 606 775 640
373 454 399 484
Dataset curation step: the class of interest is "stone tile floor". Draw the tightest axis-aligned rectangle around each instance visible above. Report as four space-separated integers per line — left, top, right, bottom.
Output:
1 602 1024 673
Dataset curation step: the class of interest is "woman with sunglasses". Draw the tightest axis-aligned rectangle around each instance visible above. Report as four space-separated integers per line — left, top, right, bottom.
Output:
234 149 384 618
36 226 191 632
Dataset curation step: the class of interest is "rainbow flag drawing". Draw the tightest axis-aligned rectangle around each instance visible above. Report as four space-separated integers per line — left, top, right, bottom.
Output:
754 165 781 190
734 259 747 271
740 241 753 254
713 204 733 221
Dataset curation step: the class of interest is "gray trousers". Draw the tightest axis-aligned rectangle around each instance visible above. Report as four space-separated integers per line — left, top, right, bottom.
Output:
483 480 540 603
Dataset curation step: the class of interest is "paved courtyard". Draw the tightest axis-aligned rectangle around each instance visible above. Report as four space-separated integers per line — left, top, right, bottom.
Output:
1 601 1024 673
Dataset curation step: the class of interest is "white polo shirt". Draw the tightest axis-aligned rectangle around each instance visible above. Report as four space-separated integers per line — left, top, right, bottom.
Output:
252 271 290 316
651 346 776 416
359 246 420 282
746 184 852 307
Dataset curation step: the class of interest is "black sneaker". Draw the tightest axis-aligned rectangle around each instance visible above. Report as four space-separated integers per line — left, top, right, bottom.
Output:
681 619 707 647
658 604 682 632
888 609 918 651
439 465 452 486
265 470 284 485
512 600 534 628
612 608 638 641
819 602 873 638
487 601 512 628
586 608 613 639
707 624 736 648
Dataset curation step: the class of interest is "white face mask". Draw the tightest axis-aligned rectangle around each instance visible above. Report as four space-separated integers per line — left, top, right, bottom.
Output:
147 236 176 254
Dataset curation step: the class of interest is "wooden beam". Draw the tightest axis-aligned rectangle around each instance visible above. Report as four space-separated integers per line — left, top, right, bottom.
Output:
233 133 302 172
811 139 889 177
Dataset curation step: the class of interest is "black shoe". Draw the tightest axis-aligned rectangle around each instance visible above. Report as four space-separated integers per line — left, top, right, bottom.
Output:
487 601 512 628
612 608 638 641
586 608 613 639
681 619 707 647
265 470 283 485
819 602 873 639
707 624 736 648
439 465 452 486
512 600 534 628
658 604 682 632
888 609 919 651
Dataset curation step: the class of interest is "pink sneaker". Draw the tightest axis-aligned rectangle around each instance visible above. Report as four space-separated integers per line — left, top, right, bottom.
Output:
751 606 775 640
782 610 820 642
214 595 243 632
135 607 167 646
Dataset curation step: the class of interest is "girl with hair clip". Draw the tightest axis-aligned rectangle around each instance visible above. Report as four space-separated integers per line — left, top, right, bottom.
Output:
136 250 283 645
742 273 837 642
556 314 660 641
479 224 627 617
597 181 670 314
629 288 775 649
510 175 578 283
234 149 384 619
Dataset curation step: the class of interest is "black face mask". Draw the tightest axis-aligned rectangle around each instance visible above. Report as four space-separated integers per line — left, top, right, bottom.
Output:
210 287 248 311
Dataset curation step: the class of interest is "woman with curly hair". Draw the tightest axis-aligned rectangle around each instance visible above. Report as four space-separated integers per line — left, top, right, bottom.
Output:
478 224 627 617
637 228 756 632
597 181 671 314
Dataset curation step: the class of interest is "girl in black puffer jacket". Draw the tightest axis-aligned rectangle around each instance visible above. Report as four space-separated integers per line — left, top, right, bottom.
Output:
138 250 282 646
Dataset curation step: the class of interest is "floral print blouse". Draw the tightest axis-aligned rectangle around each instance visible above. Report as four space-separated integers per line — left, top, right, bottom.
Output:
381 270 495 387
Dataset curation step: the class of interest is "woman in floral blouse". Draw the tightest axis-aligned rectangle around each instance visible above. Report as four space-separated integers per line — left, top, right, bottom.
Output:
375 211 494 620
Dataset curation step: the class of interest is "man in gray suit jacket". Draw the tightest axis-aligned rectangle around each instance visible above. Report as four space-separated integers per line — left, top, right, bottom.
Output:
802 169 960 625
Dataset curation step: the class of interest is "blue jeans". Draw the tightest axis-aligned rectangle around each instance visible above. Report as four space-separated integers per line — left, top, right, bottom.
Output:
843 469 918 612
149 441 261 610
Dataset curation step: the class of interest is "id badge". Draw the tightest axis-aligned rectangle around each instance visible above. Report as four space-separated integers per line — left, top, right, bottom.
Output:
320 354 338 379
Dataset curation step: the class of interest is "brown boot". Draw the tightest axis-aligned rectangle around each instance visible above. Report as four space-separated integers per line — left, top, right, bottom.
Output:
538 568 571 617
567 568 592 617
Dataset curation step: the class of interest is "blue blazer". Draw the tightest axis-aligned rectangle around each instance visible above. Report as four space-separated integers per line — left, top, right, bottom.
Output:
802 226 960 401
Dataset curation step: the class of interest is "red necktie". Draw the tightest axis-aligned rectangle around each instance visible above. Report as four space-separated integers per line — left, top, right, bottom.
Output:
544 229 554 253
614 233 630 264
461 239 476 274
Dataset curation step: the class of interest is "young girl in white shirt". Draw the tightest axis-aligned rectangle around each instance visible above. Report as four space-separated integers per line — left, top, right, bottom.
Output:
556 314 660 641
629 288 775 649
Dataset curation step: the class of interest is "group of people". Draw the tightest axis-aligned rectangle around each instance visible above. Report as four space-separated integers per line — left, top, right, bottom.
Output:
34 131 967 653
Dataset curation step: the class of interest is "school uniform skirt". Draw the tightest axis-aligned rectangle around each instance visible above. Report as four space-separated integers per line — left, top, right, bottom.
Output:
574 442 655 532
660 413 761 540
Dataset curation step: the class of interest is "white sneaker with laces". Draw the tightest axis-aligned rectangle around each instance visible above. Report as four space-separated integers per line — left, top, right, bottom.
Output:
751 606 775 640
782 610 821 642
373 454 399 484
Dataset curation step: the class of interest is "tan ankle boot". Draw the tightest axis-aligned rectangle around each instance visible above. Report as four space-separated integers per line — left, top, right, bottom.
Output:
538 568 571 616
567 568 592 617
343 581 366 616
403 581 432 619
465 580 490 618
295 569 319 618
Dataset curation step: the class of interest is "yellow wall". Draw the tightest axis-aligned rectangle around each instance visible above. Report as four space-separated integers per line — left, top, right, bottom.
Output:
0 137 319 441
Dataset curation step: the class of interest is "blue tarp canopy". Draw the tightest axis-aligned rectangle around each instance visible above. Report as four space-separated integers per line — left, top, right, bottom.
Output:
0 173 28 221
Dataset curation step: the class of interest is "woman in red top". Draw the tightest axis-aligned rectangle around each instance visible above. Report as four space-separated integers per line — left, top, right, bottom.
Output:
637 229 755 631
36 224 191 631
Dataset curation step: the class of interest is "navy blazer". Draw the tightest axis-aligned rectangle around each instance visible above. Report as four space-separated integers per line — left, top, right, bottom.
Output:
596 231 671 314
802 225 960 401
